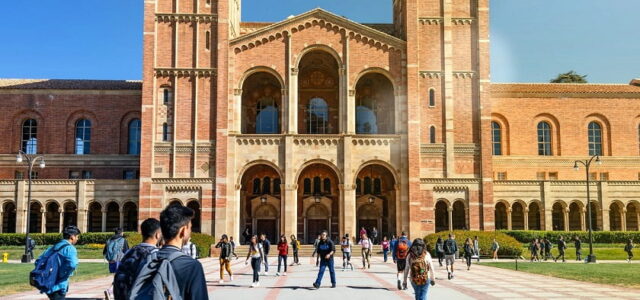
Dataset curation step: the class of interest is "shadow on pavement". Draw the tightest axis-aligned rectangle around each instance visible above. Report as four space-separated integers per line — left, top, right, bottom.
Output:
266 286 316 290
346 285 391 291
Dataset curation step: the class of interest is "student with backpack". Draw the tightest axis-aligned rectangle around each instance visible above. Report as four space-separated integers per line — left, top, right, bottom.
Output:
129 205 208 300
435 237 444 267
625 239 634 262
381 236 390 262
443 233 458 280
245 235 265 287
554 236 567 263
27 237 36 261
390 235 398 263
472 236 480 262
31 225 80 300
491 238 500 261
103 228 129 273
312 230 336 289
394 231 411 290
544 238 553 261
359 233 372 269
290 235 301 266
182 238 198 259
276 235 289 276
113 218 162 300
259 234 271 275
574 236 582 261
229 236 239 259
340 235 353 271
215 234 233 283
463 238 474 270
402 238 435 300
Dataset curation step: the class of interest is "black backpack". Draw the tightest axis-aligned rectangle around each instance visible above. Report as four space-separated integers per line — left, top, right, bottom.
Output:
113 245 157 300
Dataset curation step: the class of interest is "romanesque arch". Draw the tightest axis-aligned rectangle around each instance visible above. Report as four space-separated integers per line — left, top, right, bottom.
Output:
241 71 283 134
435 199 450 232
63 201 77 229
87 202 102 232
528 201 542 230
627 201 640 231
297 163 340 243
1 201 16 233
298 50 340 134
494 201 508 230
569 201 583 231
354 73 395 134
511 201 525 230
552 202 566 231
239 163 282 243
355 163 397 239
45 201 60 233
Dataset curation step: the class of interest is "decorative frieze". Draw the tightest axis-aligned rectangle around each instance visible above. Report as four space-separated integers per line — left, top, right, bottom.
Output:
154 68 217 78
351 136 399 146
452 71 475 79
419 71 442 79
152 178 215 184
421 144 445 155
418 18 443 25
433 185 469 193
451 18 475 25
155 13 217 23
236 136 282 146
421 178 481 184
293 136 340 146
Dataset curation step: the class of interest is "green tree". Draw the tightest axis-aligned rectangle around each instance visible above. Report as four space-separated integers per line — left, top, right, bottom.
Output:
550 70 588 83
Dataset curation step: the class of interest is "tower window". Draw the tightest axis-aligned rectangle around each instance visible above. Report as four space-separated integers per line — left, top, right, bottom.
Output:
428 89 435 107
205 31 211 51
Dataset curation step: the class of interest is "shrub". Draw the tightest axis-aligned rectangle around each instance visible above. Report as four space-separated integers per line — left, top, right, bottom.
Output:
424 230 523 257
500 230 640 244
191 233 215 258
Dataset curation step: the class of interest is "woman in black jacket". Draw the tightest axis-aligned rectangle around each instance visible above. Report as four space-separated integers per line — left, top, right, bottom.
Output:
463 238 474 270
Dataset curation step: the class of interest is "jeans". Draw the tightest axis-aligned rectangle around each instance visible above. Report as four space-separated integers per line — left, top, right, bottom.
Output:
47 291 66 300
293 250 299 264
383 249 389 262
263 255 269 272
576 249 582 261
251 257 261 282
362 248 371 268
411 280 430 300
342 251 351 268
436 252 444 266
278 255 288 273
315 258 336 286
220 258 232 279
108 261 120 273
465 255 471 267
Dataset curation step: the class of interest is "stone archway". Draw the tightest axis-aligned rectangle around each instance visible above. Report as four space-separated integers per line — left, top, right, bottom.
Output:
122 202 138 232
45 202 60 233
609 202 623 231
435 200 449 232
105 202 119 232
495 202 508 230
239 163 282 244
354 163 397 239
304 202 330 244
87 202 102 232
297 163 340 243
528 202 542 230
569 202 583 231
2 202 17 233
511 202 525 230
298 50 340 134
29 202 43 233
241 72 283 134
452 201 466 230
552 202 566 231
63 202 77 229
627 202 640 231
186 200 201 233
356 202 381 241
252 202 279 242
354 73 395 134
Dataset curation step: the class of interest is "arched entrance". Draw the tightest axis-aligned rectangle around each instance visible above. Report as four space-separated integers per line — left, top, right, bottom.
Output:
63 202 77 228
298 50 340 134
239 164 282 244
87 202 102 232
495 202 508 230
2 202 17 233
106 202 119 232
609 202 623 231
569 202 582 231
241 72 282 134
627 202 639 231
552 202 566 231
45 202 60 233
29 202 42 233
354 73 395 134
435 200 449 232
186 200 201 233
452 201 466 230
122 202 138 232
511 202 524 230
528 202 541 230
297 163 340 243
589 202 601 231
355 164 397 239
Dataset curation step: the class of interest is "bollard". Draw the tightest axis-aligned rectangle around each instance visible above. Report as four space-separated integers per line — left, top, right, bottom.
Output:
2 252 8 263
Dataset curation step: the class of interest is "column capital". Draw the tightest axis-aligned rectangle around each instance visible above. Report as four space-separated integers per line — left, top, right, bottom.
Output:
290 67 299 75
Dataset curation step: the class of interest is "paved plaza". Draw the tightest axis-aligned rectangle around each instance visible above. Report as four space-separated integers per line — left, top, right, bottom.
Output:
4 255 640 300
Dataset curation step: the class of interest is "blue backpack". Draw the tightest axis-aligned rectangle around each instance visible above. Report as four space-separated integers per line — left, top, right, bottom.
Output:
105 237 125 262
30 243 70 293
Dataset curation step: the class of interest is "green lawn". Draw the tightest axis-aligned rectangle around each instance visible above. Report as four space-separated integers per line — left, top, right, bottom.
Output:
0 263 110 296
519 246 631 261
481 262 640 289
0 245 104 260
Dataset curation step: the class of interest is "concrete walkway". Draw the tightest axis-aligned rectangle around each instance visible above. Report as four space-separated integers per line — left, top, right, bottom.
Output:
3 256 639 299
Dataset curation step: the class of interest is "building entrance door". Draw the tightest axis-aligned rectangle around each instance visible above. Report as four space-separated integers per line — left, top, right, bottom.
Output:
306 219 328 244
256 219 277 241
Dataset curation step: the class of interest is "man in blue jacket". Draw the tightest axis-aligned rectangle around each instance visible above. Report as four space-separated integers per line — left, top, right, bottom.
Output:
36 225 80 300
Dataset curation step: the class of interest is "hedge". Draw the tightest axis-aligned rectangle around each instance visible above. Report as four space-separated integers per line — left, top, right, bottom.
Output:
425 230 523 257
0 232 215 258
500 230 640 244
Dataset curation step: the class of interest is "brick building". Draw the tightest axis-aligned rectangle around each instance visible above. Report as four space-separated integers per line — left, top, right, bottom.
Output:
1 0 639 240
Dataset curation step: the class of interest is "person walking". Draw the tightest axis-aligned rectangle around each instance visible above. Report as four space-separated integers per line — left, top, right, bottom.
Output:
359 227 367 241
574 236 582 261
539 238 546 259
472 236 480 262
259 234 271 275
390 234 398 263
395 232 411 290
444 233 458 280
340 235 353 271
245 235 264 287
529 239 539 262
312 230 336 289
463 238 474 271
402 238 436 300
491 238 500 261
32 225 80 300
435 237 445 267
27 236 36 261
554 236 567 263
371 227 379 245
113 218 162 300
290 234 300 266
544 238 553 261
242 226 251 245
182 238 198 259
276 235 288 276
312 234 321 267
229 236 239 259
215 234 233 283
359 233 372 269
103 228 129 274
382 236 391 262
625 239 634 262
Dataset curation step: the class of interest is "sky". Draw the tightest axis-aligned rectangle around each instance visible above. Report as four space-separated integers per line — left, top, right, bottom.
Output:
0 0 637 83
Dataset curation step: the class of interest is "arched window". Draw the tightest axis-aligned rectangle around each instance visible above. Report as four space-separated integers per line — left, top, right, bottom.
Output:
323 178 331 195
75 119 91 154
162 123 169 141
313 176 322 194
429 126 436 144
303 178 312 195
373 178 382 195
356 178 362 195
262 177 271 194
162 87 172 105
364 177 372 194
428 89 435 107
205 31 211 50
491 121 502 156
307 98 328 134
537 121 552 156
256 97 278 134
22 119 38 154
588 122 602 156
128 119 141 155
252 178 261 195
356 97 378 134
273 178 281 194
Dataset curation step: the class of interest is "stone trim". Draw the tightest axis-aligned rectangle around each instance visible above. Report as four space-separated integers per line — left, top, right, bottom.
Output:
151 178 215 184
155 13 217 23
154 68 217 78
421 178 481 184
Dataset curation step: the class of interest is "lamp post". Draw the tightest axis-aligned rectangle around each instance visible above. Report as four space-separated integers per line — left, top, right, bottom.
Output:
573 155 600 263
16 150 46 263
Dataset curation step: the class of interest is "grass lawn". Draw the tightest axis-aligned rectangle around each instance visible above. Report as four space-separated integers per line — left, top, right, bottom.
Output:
481 262 640 289
519 246 630 260
0 245 104 260
0 262 110 296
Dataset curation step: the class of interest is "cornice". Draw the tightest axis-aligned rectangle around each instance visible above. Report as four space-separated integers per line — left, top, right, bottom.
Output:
417 17 475 25
418 71 475 79
152 178 215 184
154 68 217 78
155 13 217 23
493 156 640 167
421 178 481 184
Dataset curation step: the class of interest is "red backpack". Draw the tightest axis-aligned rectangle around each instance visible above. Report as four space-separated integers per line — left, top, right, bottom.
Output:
397 239 409 259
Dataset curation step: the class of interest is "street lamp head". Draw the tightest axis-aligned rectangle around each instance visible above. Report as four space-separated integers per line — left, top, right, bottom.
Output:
595 156 601 165
39 160 46 169
16 153 23 163
573 162 579 171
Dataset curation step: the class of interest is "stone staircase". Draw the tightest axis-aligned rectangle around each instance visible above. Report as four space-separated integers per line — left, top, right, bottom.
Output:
231 244 384 257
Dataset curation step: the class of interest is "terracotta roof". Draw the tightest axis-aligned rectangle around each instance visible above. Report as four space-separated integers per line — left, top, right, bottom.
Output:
491 83 640 94
631 78 640 86
0 79 142 90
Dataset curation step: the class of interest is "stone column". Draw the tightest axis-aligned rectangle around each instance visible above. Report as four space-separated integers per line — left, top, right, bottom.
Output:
101 209 107 232
563 210 569 232
524 208 529 230
119 208 125 229
394 186 401 235
447 207 453 231
283 185 298 238
343 185 356 239
287 33 298 134
58 209 64 232
581 208 587 231
347 89 356 134
0 211 3 233
602 209 610 231
542 182 552 230
77 181 88 233
622 209 627 231
637 211 640 231
507 208 512 230
233 88 242 133
16 181 26 234
40 209 46 233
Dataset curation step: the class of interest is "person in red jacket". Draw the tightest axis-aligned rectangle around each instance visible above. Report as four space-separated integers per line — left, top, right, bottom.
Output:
277 235 289 276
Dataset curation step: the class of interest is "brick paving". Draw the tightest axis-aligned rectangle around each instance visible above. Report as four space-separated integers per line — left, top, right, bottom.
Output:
3 256 639 299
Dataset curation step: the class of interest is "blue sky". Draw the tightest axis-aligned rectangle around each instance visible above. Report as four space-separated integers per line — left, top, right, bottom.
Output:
0 0 637 83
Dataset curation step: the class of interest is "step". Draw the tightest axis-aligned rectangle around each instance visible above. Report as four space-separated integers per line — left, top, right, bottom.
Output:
226 244 385 257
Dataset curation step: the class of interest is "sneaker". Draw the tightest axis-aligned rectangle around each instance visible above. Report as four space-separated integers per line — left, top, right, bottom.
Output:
331 284 336 288
230 275 234 281
397 279 402 290
251 282 256 288
276 272 280 276
451 273 455 279
313 282 320 289
403 282 408 290
284 272 287 276
447 272 451 280
219 280 224 284
265 272 269 276
255 282 260 287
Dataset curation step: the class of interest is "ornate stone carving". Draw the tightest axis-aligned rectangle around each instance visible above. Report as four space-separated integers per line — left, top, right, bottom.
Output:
418 18 443 25
155 13 218 23
154 68 217 78
419 71 442 79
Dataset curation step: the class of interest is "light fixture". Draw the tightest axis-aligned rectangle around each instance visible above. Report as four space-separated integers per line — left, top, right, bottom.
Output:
368 196 374 204
573 162 579 171
16 153 23 163
39 160 46 169
596 156 601 165
260 196 267 203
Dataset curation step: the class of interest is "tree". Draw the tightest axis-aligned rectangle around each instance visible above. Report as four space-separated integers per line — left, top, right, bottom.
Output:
550 70 588 83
